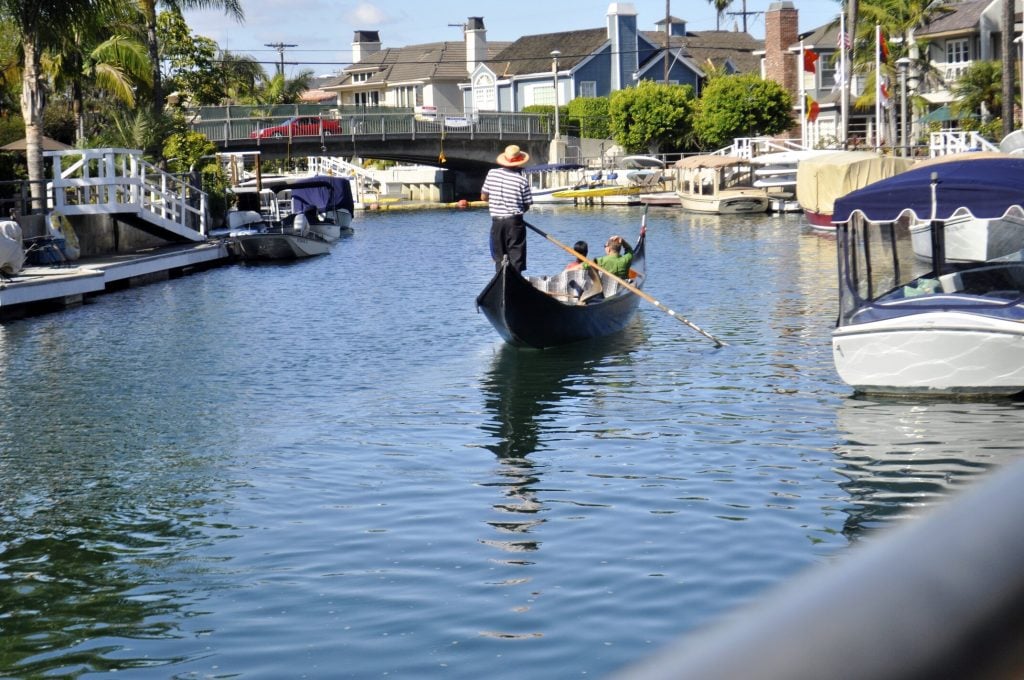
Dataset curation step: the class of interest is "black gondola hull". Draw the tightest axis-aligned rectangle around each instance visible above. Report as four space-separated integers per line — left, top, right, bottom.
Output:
476 232 646 348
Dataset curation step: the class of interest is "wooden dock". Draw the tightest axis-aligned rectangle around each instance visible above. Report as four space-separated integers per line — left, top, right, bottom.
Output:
0 240 231 320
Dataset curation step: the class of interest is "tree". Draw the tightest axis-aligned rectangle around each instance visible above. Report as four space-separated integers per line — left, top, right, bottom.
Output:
1001 0 1015 135
692 73 793 149
951 60 1002 122
0 0 103 212
158 9 224 106
135 0 243 117
47 3 151 144
247 70 314 106
609 81 695 154
567 97 610 140
708 0 732 31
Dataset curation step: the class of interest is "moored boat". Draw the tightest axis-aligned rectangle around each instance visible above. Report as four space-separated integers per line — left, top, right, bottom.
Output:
229 213 333 261
476 226 647 348
830 155 1024 396
674 155 769 214
797 151 913 230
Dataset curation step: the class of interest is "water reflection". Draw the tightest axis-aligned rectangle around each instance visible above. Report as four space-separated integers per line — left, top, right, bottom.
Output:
833 397 1024 541
474 328 644 637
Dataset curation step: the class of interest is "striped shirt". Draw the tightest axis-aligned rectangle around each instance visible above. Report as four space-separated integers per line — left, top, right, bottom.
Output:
481 167 533 217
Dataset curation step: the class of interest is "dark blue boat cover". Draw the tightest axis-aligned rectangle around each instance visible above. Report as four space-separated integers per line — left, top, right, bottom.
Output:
832 156 1024 224
289 175 354 214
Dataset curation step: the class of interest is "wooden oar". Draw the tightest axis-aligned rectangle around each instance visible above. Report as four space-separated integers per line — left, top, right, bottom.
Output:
523 219 727 348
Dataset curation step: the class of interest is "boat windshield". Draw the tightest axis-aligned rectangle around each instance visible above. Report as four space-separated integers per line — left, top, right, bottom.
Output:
837 213 1024 327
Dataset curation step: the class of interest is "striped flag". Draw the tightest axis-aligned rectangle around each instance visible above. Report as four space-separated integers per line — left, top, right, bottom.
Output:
806 95 820 123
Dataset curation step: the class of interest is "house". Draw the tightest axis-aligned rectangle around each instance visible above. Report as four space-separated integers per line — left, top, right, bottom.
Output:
796 0 1023 150
463 3 762 115
323 19 511 112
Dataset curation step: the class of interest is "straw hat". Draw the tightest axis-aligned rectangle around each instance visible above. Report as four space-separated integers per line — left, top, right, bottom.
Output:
496 144 530 167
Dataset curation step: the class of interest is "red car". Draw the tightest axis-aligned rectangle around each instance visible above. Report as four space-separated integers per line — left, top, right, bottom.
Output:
250 116 343 139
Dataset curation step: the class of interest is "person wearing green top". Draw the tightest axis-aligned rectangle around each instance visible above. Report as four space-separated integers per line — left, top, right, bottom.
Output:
595 234 634 278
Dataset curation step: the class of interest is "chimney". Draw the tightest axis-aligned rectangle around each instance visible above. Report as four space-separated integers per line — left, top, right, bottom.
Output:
764 2 798 101
466 17 486 74
607 3 639 91
352 30 381 64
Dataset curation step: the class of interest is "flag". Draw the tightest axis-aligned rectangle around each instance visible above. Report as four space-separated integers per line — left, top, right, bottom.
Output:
880 79 893 109
806 95 820 123
879 31 890 64
803 48 820 74
837 28 851 51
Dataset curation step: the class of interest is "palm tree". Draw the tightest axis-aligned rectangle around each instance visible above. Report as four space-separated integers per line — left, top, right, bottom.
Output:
707 0 732 31
135 0 243 117
47 4 151 144
1001 0 1014 135
951 60 1001 121
0 0 104 212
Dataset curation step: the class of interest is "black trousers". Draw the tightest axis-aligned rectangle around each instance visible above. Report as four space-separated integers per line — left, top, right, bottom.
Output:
489 214 526 272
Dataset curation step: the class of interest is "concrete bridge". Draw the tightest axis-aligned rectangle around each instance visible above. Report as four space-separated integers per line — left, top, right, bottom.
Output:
191 109 557 192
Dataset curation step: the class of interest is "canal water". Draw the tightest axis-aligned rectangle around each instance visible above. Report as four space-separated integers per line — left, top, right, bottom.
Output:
1 205 1022 678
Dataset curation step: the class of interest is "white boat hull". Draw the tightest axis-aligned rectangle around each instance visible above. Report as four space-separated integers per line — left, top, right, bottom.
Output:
910 214 1024 262
678 190 769 214
832 310 1024 395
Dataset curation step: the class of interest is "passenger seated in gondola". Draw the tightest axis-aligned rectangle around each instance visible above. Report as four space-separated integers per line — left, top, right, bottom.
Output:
596 234 634 279
565 241 589 270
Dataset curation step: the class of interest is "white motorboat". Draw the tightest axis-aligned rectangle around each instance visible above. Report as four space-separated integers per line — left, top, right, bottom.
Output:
553 156 667 206
229 212 332 261
830 155 1024 396
673 155 769 214
750 149 832 213
230 174 354 242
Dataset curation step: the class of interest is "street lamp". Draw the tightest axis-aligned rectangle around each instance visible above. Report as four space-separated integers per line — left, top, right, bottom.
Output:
551 50 561 140
897 57 911 157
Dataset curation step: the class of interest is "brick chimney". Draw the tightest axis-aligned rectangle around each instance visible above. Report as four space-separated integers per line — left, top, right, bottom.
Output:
764 1 798 100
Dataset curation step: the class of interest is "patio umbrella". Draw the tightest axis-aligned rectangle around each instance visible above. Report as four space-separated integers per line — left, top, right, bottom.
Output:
0 135 73 152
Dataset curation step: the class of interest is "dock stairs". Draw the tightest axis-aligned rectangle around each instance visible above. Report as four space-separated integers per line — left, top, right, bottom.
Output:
46 148 207 242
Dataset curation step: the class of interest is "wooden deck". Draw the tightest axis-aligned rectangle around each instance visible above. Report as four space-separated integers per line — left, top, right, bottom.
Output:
0 240 231 320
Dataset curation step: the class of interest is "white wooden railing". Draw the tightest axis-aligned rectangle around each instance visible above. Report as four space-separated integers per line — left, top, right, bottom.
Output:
928 130 998 157
45 148 207 241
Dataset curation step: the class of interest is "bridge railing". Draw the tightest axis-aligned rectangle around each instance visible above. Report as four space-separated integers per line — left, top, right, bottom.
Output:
190 110 550 145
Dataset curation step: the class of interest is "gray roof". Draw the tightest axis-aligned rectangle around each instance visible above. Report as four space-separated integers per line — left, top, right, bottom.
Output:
485 29 608 77
662 30 763 73
331 40 511 88
916 1 988 37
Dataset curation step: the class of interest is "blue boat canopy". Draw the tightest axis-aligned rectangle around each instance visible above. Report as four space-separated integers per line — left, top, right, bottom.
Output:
523 163 584 173
832 154 1024 224
288 175 354 214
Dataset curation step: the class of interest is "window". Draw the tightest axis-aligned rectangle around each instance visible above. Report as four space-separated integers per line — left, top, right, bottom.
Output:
580 81 597 98
945 39 970 81
473 73 496 111
946 39 969 64
532 85 556 107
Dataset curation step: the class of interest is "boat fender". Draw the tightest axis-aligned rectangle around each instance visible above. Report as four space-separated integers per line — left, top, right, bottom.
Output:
293 212 309 236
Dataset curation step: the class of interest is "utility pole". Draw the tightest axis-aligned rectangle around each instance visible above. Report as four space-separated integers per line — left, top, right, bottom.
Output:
726 0 758 33
265 42 297 77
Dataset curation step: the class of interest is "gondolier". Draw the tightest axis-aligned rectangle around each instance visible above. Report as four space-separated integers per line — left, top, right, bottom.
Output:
481 145 533 272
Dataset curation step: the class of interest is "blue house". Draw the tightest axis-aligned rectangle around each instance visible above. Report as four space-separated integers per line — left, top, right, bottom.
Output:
462 3 762 114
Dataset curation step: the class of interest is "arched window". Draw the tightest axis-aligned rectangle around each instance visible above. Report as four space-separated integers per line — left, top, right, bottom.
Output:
473 73 496 111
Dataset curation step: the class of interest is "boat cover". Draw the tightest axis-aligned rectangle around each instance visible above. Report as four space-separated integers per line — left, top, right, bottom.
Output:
832 154 1024 224
289 175 354 215
796 151 913 215
523 163 585 173
0 220 24 275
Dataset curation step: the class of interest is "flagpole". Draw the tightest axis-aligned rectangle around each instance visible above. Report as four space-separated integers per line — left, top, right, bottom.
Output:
840 10 848 146
875 23 882 150
800 40 807 148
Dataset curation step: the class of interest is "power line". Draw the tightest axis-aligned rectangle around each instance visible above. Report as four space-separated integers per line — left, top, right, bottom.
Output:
264 42 298 76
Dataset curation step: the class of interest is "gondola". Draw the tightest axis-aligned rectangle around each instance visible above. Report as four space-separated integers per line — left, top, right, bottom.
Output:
475 227 646 348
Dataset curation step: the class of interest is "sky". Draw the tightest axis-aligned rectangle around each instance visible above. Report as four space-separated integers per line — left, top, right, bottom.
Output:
183 1 843 78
